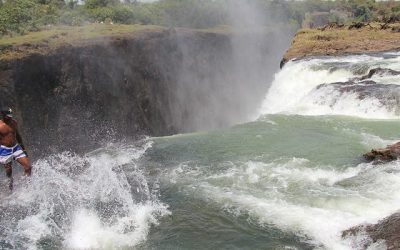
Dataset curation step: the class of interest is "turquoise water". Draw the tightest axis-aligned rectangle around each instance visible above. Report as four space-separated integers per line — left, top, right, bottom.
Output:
139 115 400 249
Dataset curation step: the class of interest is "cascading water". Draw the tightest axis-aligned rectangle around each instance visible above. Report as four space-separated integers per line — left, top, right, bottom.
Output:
260 52 400 118
3 53 400 249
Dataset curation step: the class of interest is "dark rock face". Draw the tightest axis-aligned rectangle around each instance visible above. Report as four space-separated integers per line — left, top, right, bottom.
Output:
355 67 400 81
0 29 287 156
317 81 400 101
3 31 188 154
363 142 400 164
343 212 400 249
313 81 400 112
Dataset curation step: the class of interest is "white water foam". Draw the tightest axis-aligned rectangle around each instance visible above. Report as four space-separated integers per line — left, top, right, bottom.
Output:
259 53 400 119
0 140 170 250
359 132 398 149
166 158 400 249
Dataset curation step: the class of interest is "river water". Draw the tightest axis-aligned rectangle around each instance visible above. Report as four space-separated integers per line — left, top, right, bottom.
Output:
2 52 400 249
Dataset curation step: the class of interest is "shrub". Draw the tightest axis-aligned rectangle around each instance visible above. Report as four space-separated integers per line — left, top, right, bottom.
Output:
112 5 134 23
60 9 86 25
0 0 38 35
85 0 118 9
130 5 155 24
87 7 114 22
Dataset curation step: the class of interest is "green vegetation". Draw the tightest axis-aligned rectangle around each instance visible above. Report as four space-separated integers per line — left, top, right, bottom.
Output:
0 0 230 36
0 0 400 36
0 24 164 60
1 0 400 37
1 0 400 64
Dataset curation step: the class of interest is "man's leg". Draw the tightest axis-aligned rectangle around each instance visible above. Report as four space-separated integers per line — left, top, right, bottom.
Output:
16 156 31 176
4 163 13 190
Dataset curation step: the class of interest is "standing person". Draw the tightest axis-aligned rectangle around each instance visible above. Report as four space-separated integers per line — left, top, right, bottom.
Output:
0 108 31 190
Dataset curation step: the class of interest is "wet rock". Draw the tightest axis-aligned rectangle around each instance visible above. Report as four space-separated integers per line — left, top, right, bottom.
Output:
313 67 400 106
3 30 236 154
356 67 400 81
343 212 400 249
0 29 286 156
280 57 288 69
315 81 400 103
363 142 400 164
314 67 400 103
348 141 400 250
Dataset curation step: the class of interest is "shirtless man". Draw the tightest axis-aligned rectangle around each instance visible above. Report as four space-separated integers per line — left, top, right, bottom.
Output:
0 108 31 189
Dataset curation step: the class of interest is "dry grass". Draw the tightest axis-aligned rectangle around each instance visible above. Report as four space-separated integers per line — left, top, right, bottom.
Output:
0 24 237 61
0 24 165 61
198 25 232 34
284 22 400 61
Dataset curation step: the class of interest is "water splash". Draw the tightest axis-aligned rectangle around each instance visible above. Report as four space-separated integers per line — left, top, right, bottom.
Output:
0 140 169 250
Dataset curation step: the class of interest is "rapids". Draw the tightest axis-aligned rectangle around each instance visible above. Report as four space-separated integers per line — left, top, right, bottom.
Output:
2 52 400 249
260 52 400 118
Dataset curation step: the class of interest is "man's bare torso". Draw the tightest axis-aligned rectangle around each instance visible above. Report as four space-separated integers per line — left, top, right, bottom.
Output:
0 120 17 147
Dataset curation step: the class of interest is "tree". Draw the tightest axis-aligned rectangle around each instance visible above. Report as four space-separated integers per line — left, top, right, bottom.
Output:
85 0 118 9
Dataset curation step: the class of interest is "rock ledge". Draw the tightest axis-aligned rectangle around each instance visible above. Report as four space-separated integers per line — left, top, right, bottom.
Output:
363 142 400 164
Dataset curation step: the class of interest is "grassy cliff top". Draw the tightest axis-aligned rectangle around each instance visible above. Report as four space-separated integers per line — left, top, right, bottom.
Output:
0 24 166 61
0 24 232 62
283 22 400 62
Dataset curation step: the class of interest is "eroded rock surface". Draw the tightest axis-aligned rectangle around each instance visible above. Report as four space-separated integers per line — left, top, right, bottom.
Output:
309 67 400 112
363 142 400 164
343 212 400 249
355 67 400 81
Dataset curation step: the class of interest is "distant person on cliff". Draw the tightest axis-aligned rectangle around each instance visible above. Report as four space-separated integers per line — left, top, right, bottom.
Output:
0 107 31 189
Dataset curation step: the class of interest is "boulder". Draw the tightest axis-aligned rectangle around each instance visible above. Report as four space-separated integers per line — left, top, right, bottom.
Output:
357 67 400 81
342 143 400 248
315 81 400 104
363 142 400 164
311 67 400 110
343 212 400 249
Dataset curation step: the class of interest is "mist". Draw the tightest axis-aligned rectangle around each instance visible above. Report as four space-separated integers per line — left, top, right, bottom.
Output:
1 0 295 154
167 0 294 132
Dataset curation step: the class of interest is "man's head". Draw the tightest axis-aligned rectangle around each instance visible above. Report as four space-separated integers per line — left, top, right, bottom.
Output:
1 107 13 120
